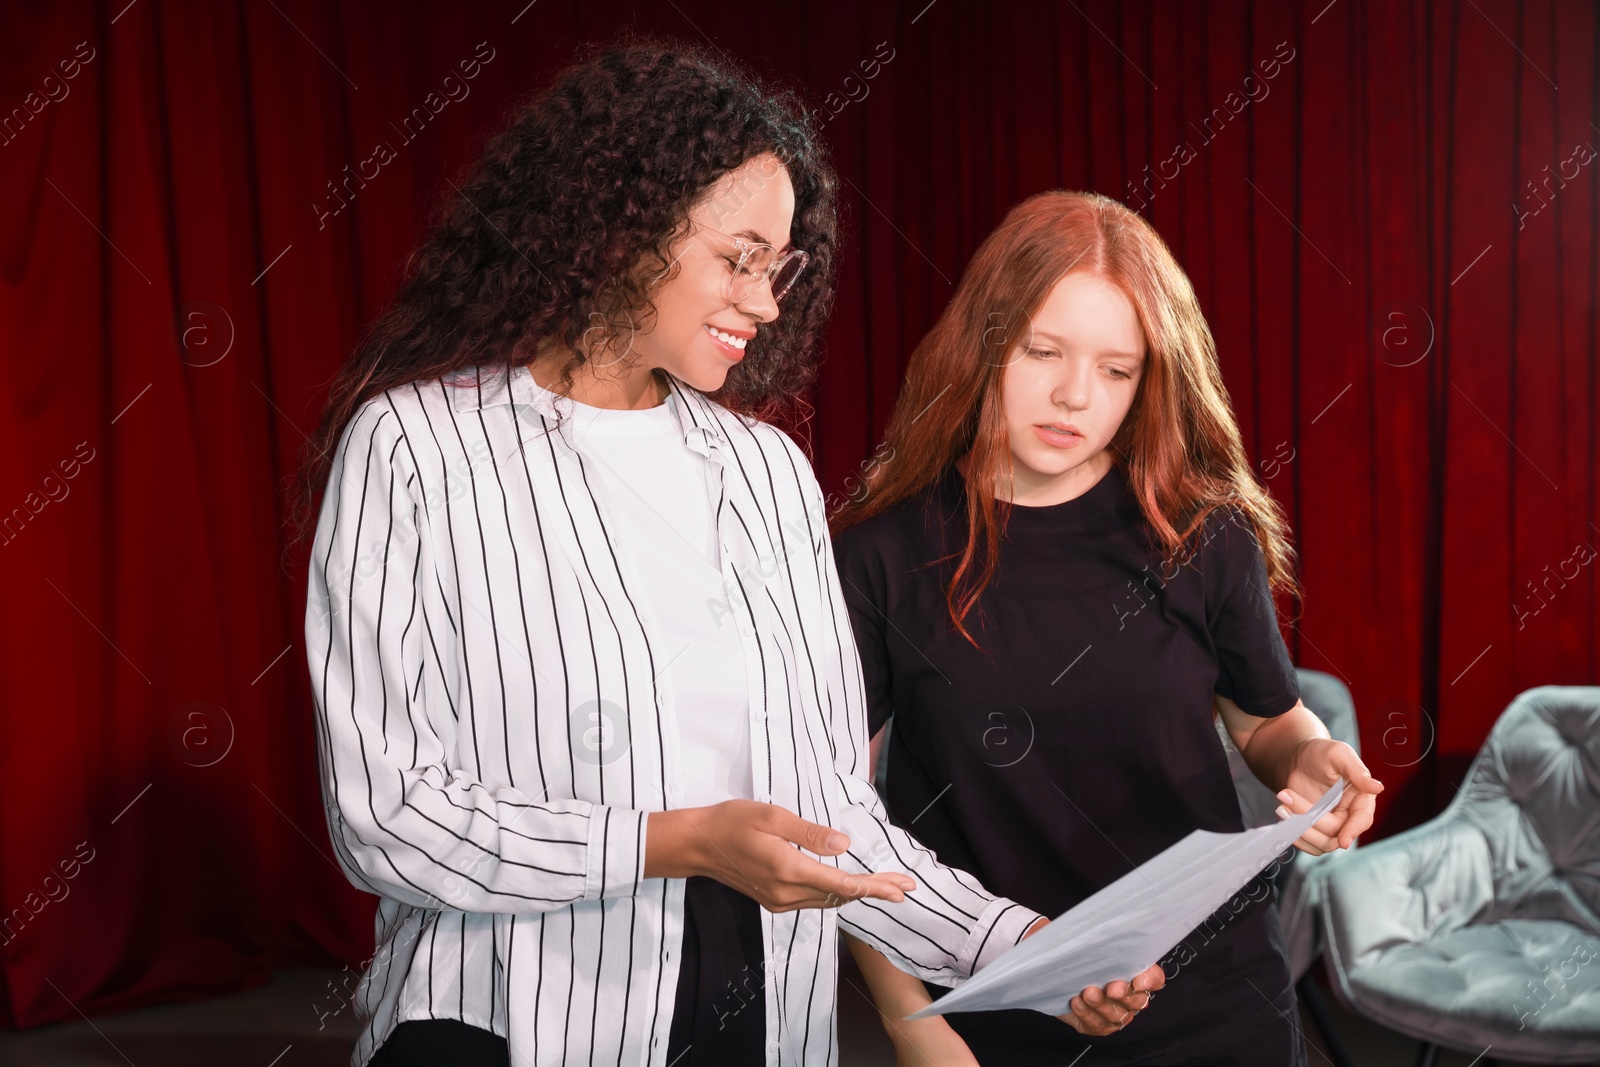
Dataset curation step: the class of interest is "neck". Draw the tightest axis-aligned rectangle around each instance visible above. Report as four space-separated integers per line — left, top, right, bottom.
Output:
529 339 666 409
979 449 1114 506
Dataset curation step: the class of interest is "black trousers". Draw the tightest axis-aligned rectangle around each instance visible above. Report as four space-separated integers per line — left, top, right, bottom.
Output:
367 877 765 1066
665 875 767 1064
369 1017 510 1066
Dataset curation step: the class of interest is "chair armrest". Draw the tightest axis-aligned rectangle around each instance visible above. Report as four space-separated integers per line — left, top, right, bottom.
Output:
1319 817 1495 980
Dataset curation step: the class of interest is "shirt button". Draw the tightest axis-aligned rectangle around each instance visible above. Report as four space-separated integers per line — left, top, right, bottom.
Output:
758 792 772 804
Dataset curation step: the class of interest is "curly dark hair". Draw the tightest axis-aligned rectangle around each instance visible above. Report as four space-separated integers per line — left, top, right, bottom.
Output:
285 35 838 551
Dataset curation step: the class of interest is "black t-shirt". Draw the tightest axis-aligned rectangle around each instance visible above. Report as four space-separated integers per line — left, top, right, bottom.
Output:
832 463 1302 1063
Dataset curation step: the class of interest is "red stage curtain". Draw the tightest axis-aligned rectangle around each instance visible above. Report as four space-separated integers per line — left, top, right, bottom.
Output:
1 0 1594 1029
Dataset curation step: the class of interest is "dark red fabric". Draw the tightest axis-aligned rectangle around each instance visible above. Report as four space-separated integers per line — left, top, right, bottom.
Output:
1 0 1595 1030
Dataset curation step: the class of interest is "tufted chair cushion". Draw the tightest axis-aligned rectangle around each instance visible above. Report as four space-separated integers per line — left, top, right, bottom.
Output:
1319 685 1600 1062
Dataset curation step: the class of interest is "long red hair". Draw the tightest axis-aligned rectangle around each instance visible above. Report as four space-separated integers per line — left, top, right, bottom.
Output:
829 190 1300 649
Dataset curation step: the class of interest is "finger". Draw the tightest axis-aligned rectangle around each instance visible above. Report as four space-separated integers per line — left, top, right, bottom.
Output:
1102 989 1143 1015
1280 799 1318 825
1294 826 1340 852
771 853 916 911
812 867 915 901
1103 980 1129 1001
1132 964 1166 993
1277 797 1346 840
1312 809 1350 844
1079 986 1125 1027
811 870 914 907
1088 996 1130 1031
1310 810 1346 836
1110 990 1149 1015
1337 796 1377 848
837 868 917 894
775 810 851 856
1067 994 1108 1034
1328 749 1385 794
858 873 916 900
1310 797 1375 849
1275 789 1312 815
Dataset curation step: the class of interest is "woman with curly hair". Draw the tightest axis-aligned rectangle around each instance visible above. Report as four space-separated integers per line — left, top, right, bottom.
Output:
831 190 1383 1066
294 42 1158 1067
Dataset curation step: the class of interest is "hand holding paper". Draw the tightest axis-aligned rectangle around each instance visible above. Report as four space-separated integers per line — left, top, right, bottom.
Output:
1279 739 1383 854
1018 920 1166 1036
907 779 1348 1020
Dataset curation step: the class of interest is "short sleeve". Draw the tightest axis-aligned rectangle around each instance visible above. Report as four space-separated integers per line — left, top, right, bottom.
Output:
830 524 895 737
1201 509 1300 717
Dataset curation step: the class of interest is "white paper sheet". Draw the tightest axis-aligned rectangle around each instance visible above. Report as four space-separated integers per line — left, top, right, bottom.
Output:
907 779 1347 1019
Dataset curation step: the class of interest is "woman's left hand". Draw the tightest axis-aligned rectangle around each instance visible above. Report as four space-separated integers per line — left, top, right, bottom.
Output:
1276 739 1384 855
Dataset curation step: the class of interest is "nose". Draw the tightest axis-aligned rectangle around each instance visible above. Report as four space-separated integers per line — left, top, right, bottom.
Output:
1053 358 1092 411
735 275 780 323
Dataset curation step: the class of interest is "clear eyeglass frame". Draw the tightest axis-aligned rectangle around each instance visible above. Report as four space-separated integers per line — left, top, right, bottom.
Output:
702 227 810 304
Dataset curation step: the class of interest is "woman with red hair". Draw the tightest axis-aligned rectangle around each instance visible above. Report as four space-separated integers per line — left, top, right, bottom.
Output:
833 190 1383 1066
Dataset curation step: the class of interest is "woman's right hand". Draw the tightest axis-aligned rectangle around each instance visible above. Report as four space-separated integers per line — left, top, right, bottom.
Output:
1020 918 1165 1036
644 799 917 912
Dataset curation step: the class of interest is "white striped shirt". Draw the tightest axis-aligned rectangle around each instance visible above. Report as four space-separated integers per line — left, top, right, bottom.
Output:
304 363 1044 1067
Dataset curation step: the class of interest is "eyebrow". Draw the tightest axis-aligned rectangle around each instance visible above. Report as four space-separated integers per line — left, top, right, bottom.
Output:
1029 330 1145 362
731 227 784 249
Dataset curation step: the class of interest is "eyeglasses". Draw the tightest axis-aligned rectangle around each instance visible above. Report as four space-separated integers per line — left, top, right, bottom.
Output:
700 226 810 304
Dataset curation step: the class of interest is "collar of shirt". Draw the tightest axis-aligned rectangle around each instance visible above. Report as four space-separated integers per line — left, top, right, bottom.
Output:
448 361 733 462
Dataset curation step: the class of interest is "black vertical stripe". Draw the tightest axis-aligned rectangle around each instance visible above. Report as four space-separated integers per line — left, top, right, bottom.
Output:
416 398 484 776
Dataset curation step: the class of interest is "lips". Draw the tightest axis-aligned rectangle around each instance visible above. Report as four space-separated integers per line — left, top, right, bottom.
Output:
705 324 753 349
1034 423 1085 448
704 323 749 361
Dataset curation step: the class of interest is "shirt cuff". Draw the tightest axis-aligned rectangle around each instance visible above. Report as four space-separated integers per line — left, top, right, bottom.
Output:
964 898 1049 975
583 805 649 901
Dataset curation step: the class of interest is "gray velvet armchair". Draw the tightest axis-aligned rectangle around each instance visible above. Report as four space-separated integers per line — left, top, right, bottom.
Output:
1317 685 1600 1064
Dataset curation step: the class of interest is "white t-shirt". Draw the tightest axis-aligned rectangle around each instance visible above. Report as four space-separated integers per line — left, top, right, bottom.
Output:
542 379 754 809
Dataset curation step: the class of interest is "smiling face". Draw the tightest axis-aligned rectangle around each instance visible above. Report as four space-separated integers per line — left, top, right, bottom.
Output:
629 152 797 394
998 271 1147 505
531 152 798 408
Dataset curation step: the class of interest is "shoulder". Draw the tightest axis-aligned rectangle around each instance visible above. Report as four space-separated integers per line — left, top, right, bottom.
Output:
723 408 813 474
1183 503 1274 612
336 392 414 467
337 375 485 489
347 376 462 443
702 400 822 498
832 476 948 578
752 418 817 486
1185 501 1263 567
